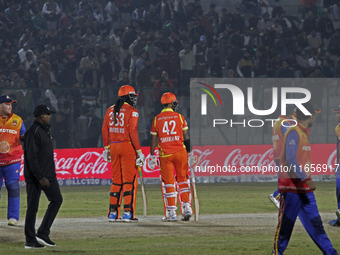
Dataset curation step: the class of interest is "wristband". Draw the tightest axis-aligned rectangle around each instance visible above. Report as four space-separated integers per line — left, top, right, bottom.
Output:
184 139 191 153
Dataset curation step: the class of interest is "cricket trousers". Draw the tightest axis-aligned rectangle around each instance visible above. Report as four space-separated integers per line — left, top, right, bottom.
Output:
109 142 138 219
0 163 21 220
25 179 63 244
160 148 191 210
272 192 337 255
336 170 340 209
272 162 280 199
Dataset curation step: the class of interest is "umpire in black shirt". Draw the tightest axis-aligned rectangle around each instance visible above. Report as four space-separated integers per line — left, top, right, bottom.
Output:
24 104 63 249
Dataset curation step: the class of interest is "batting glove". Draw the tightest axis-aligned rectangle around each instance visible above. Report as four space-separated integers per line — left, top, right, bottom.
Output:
188 152 195 167
148 155 157 170
136 150 145 167
102 147 111 162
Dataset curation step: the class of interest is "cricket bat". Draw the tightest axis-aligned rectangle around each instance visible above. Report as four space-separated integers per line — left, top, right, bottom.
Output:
190 166 199 221
138 166 147 216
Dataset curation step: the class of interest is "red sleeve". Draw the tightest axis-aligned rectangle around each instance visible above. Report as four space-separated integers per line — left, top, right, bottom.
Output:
129 109 141 151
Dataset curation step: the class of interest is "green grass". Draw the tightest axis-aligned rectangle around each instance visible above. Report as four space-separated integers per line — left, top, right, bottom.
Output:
0 182 339 254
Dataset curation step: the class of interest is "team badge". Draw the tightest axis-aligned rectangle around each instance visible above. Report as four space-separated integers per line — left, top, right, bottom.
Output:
13 120 17 126
0 141 10 153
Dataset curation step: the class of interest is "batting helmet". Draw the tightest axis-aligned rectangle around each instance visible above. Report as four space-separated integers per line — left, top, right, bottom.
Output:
161 92 178 105
118 85 137 97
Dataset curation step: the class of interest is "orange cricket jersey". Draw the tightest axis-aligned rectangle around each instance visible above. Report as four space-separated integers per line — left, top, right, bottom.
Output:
0 113 25 166
102 102 141 151
336 124 340 164
279 123 312 193
150 108 188 156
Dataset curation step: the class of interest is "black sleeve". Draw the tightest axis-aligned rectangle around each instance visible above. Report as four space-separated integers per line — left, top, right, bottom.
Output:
184 139 191 153
25 128 43 180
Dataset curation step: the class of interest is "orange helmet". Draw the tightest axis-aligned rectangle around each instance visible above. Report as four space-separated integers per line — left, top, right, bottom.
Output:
118 85 137 97
161 92 178 105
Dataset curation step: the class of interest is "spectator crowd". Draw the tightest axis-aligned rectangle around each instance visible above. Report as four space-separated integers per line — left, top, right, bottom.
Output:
0 0 340 147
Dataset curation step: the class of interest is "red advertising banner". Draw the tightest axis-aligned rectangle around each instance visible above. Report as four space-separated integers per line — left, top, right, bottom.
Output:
191 144 338 176
18 144 338 183
19 147 160 182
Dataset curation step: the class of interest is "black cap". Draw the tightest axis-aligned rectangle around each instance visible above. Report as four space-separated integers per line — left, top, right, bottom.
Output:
33 104 56 117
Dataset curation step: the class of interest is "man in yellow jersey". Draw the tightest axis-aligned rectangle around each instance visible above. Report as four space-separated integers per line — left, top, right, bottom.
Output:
0 95 26 226
272 102 337 255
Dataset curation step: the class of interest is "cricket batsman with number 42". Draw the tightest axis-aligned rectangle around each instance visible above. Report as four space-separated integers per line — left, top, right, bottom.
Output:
148 92 195 222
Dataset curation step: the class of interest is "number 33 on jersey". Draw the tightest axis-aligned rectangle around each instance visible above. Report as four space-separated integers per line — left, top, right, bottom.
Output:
103 102 139 143
150 108 188 156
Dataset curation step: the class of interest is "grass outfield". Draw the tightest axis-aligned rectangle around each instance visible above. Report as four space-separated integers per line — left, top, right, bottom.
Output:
0 182 339 254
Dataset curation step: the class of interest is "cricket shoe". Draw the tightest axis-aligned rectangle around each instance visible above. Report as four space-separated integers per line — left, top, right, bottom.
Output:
122 211 138 223
8 218 18 226
24 242 45 249
336 209 340 219
36 234 56 247
162 209 177 222
108 211 119 222
268 194 280 209
162 215 178 222
181 203 192 221
329 219 340 226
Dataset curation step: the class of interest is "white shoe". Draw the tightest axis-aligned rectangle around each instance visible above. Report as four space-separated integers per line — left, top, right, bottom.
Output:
162 209 177 222
8 218 17 226
181 203 192 221
268 194 280 209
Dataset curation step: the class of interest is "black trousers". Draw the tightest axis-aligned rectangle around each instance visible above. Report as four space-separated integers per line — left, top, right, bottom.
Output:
25 179 63 244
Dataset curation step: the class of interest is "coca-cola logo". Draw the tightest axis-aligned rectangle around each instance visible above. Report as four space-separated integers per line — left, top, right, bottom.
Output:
193 148 214 168
20 151 109 177
224 148 275 170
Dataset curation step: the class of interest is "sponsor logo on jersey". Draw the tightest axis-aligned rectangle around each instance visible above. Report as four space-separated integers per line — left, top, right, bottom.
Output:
302 146 311 151
132 112 139 117
0 129 18 134
159 115 177 121
289 139 296 146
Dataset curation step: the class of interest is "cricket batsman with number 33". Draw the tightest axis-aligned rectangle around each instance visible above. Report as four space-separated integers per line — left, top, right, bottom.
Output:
102 85 145 223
